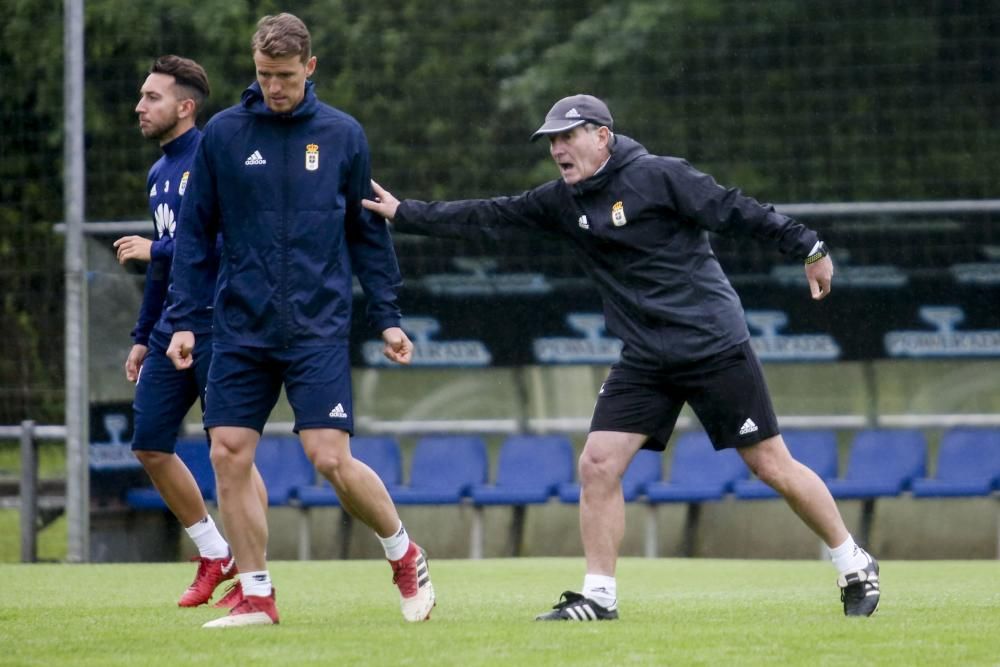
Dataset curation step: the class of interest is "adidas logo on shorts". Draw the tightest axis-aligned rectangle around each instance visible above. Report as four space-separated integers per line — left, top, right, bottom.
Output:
739 418 758 435
328 403 347 419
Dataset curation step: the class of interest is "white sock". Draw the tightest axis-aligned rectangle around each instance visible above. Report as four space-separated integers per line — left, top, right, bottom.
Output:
379 523 411 561
583 574 617 609
184 515 229 559
828 536 869 574
240 571 272 597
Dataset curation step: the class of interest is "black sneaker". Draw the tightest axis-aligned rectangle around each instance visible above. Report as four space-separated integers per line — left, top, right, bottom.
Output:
535 591 619 621
838 550 880 617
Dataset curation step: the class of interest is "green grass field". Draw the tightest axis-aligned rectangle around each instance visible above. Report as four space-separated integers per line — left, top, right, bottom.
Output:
2 558 998 666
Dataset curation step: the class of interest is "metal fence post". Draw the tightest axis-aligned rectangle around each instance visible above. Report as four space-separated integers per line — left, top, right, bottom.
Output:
19 420 38 563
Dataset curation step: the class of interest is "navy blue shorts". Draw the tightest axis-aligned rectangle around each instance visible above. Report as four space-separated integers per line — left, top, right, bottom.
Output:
131 328 211 453
590 340 779 451
204 342 354 434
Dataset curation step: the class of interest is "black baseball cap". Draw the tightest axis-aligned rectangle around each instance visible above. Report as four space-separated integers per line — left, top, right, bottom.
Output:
529 94 614 141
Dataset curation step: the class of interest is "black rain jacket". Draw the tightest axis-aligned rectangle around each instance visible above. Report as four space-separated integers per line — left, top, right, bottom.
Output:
393 135 818 368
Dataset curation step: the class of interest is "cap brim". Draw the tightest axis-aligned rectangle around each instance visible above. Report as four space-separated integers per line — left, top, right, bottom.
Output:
529 119 587 142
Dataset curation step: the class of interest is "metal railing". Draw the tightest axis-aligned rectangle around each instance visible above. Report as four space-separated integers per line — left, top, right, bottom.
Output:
0 421 68 562
6 411 1000 562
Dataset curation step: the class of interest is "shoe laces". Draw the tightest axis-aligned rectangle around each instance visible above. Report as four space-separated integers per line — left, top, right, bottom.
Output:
391 554 419 597
189 556 213 582
217 581 241 600
552 591 585 610
230 597 256 615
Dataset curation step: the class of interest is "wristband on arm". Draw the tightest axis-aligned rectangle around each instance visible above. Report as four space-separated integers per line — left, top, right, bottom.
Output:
804 241 829 265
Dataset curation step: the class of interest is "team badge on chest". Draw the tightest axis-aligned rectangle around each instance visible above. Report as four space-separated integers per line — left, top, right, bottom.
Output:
611 200 627 226
305 143 319 171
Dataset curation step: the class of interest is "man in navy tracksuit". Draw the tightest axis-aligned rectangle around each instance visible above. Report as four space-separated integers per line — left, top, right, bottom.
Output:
167 14 434 628
115 55 264 609
363 95 880 619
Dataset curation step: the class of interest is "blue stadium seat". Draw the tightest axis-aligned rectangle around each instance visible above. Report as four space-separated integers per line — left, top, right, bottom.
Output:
295 436 403 560
558 448 662 503
125 436 215 510
826 428 928 548
912 427 1000 498
733 429 839 500
644 432 748 503
470 435 575 506
470 434 575 557
390 435 488 505
643 431 749 557
254 436 315 506
295 436 403 508
826 429 927 499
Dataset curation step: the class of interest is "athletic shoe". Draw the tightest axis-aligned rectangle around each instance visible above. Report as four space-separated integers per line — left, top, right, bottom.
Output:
202 589 279 628
390 542 435 622
838 549 880 617
213 581 243 609
535 591 619 621
178 553 238 607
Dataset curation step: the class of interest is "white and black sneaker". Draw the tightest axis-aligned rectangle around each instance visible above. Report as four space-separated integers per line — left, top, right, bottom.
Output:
535 591 619 621
838 549 880 617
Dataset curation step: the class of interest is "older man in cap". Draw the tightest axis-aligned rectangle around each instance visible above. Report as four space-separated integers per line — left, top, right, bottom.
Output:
363 94 880 621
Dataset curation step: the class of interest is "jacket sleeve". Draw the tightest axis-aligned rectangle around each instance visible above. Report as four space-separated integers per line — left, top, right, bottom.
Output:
344 130 403 334
166 135 220 331
130 258 169 345
392 183 562 241
150 234 173 261
661 158 818 259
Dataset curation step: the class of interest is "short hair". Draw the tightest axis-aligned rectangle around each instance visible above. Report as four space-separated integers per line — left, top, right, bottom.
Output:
150 55 210 110
252 13 311 63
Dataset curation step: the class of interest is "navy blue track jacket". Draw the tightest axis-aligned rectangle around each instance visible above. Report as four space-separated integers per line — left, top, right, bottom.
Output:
132 127 214 345
168 81 402 347
393 135 819 369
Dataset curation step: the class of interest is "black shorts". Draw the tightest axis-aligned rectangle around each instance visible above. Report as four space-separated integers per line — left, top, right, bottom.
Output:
590 340 779 451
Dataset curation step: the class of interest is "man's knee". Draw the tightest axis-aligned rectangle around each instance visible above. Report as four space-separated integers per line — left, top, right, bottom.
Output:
309 447 351 481
133 448 171 469
742 436 794 486
209 430 256 473
301 431 352 481
579 433 634 486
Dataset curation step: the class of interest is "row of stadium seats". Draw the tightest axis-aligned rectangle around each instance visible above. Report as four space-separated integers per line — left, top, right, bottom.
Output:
124 427 1000 559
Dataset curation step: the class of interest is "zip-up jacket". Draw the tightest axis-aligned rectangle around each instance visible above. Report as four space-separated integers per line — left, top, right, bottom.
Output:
393 135 819 368
132 127 214 345
168 81 402 346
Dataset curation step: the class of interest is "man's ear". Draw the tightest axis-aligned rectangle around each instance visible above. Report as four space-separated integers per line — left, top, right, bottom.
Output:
177 97 197 121
598 125 612 150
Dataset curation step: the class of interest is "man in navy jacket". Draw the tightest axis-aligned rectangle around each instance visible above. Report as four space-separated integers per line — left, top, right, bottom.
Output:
115 55 264 609
167 14 434 627
363 95 879 620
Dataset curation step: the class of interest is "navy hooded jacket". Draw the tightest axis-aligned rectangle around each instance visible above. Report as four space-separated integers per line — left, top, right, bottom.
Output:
131 127 215 344
393 135 819 369
168 81 402 347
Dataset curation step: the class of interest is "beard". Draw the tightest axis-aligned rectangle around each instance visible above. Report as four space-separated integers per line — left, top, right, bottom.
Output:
141 116 179 142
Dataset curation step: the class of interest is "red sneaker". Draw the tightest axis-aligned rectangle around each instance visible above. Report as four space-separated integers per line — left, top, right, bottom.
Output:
202 589 279 628
389 542 435 622
178 554 238 607
213 581 244 609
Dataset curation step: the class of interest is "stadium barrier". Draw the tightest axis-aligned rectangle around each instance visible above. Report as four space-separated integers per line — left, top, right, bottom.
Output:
6 417 1000 561
0 421 68 562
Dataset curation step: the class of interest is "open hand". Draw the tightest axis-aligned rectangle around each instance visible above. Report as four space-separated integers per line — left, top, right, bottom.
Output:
361 180 400 221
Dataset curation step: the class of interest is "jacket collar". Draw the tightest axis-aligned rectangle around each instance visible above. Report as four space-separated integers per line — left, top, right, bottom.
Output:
161 126 200 157
570 134 648 195
241 80 319 119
